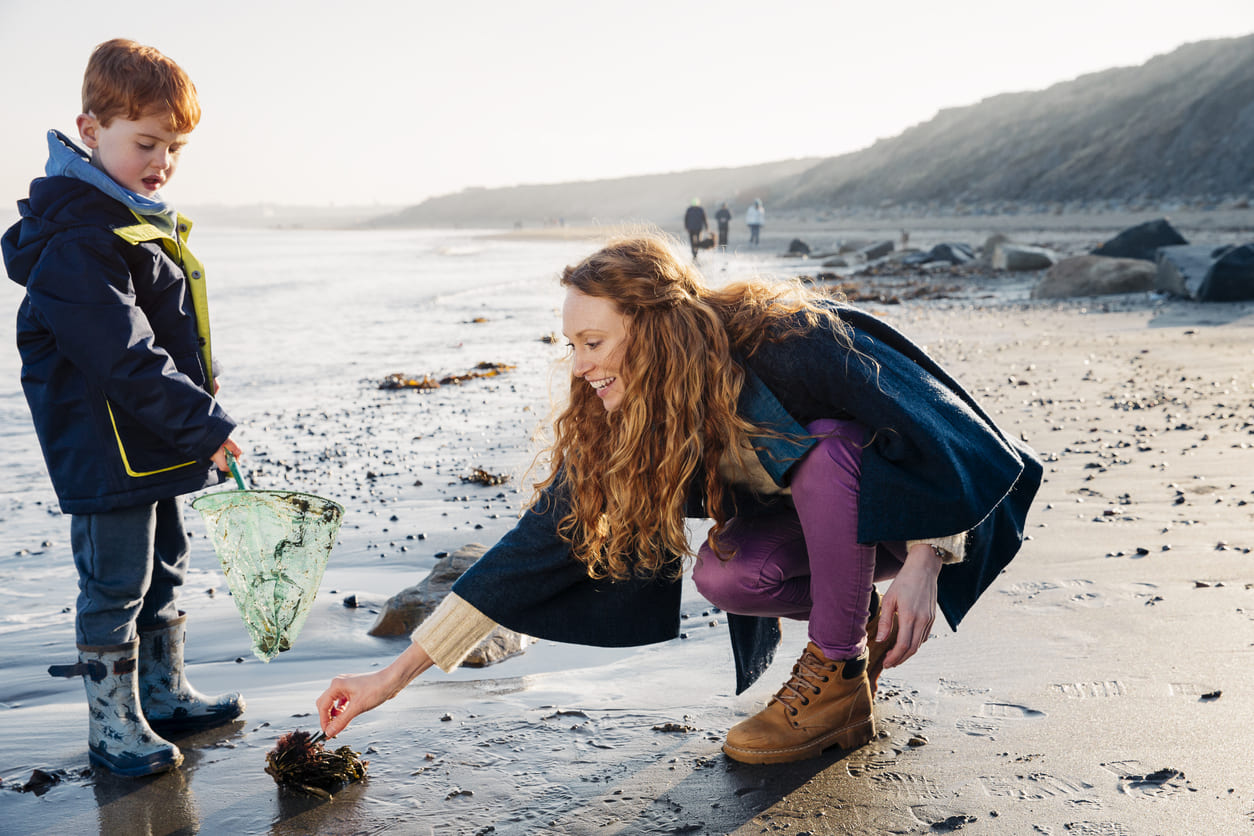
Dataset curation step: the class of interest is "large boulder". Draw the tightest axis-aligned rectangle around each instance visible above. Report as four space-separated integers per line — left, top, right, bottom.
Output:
1155 244 1219 298
1032 255 1156 299
1198 244 1254 301
858 240 894 260
901 242 974 266
368 543 528 667
992 243 1058 271
980 233 1011 263
1091 218 1188 262
1156 243 1254 301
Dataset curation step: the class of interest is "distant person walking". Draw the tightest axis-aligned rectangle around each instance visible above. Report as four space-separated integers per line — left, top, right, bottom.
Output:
715 202 732 250
746 198 764 247
684 198 709 260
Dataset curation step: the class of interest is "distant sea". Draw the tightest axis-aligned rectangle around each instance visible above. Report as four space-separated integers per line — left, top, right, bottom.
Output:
0 226 597 500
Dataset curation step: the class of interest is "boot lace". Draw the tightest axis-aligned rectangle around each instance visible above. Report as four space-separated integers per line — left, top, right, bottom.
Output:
772 647 835 717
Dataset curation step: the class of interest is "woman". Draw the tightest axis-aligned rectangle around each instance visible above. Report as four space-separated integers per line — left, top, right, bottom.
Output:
745 198 765 246
316 235 1040 765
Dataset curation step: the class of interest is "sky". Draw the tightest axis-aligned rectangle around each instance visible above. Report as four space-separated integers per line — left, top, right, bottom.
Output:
2 0 1254 209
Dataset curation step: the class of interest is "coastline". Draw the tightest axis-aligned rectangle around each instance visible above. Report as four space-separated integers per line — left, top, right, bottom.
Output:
1 219 1252 834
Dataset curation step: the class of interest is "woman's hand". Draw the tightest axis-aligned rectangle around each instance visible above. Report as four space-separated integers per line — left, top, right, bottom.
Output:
878 543 942 669
315 642 434 738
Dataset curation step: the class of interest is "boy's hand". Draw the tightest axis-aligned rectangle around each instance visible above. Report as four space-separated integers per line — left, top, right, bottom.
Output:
211 438 242 472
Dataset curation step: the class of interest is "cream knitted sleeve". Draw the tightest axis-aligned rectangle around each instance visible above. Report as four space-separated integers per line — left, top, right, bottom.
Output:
411 592 499 673
905 532 967 564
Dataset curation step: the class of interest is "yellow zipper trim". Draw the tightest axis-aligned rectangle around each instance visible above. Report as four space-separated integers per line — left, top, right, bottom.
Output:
112 214 216 392
106 401 196 477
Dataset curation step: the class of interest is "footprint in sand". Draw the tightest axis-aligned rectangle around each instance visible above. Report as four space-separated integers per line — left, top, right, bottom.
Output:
867 770 945 800
1052 681 1128 699
982 702 1047 719
1102 761 1191 799
978 772 1094 800
999 579 1107 611
1057 822 1132 835
1169 681 1223 698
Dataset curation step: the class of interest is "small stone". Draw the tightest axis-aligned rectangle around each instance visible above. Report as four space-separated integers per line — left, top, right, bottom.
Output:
907 735 929 747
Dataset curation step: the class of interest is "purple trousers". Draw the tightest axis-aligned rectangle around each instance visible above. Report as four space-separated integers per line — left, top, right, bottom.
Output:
693 419 907 660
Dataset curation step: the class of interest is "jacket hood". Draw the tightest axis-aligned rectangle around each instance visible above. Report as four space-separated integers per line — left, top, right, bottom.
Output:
3 173 131 288
44 130 170 216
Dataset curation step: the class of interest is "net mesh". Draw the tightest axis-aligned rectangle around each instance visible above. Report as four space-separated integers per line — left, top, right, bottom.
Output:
192 490 344 662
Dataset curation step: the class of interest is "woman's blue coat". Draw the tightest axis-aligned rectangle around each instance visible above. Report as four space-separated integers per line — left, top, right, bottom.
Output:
451 305 1042 693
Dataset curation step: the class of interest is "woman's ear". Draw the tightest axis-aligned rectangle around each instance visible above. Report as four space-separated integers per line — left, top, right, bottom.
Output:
76 113 100 149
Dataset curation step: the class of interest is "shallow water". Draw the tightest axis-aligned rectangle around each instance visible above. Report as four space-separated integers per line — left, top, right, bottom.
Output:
0 226 786 833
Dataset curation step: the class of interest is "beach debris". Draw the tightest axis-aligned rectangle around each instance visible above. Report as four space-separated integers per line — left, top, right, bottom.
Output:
539 331 561 344
461 467 509 486
379 362 516 391
784 238 811 256
804 276 960 304
929 813 979 833
265 730 368 799
11 768 85 796
379 373 440 390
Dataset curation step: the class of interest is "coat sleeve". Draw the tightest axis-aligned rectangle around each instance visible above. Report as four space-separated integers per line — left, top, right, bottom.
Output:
451 479 682 648
24 229 233 459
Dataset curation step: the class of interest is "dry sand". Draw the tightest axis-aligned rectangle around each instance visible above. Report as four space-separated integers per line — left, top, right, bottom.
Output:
2 213 1253 835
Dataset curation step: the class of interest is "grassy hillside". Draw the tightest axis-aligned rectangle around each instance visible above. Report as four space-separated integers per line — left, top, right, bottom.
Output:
369 34 1254 228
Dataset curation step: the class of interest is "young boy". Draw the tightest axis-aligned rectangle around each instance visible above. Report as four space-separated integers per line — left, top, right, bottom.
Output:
2 39 245 777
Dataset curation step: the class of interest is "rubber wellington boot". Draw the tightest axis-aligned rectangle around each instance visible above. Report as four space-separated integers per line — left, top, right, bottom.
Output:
864 588 898 696
722 642 874 764
138 613 245 734
49 641 183 777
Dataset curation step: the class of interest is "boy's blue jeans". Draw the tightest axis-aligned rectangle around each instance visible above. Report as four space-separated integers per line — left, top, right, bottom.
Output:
70 498 189 646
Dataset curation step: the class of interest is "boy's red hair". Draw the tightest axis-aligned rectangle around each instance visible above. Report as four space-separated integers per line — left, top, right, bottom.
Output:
82 38 200 132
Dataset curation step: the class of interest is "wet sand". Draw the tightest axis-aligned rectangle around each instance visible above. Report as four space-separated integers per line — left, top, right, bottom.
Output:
2 214 1253 834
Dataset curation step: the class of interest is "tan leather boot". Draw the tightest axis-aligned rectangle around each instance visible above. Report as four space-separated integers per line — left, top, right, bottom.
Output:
723 642 874 764
865 588 898 696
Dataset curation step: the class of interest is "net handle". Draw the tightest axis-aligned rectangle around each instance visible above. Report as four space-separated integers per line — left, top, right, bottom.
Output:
226 449 249 490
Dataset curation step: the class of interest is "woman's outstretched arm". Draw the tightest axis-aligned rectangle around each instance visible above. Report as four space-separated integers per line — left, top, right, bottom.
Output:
316 641 434 738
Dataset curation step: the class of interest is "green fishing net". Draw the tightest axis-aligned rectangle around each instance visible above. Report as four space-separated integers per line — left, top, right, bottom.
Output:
192 489 344 662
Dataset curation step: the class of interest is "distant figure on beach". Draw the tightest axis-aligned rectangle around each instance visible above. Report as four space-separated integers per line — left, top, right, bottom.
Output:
2 39 245 778
317 234 1041 766
715 201 732 250
746 198 765 246
684 198 709 260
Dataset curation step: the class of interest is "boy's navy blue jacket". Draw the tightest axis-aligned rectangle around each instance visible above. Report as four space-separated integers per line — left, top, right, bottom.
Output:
451 305 1043 693
3 175 234 514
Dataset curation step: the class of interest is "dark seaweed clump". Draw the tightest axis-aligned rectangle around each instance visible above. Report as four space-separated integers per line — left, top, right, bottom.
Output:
264 730 368 799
